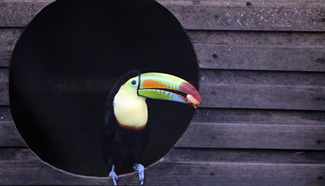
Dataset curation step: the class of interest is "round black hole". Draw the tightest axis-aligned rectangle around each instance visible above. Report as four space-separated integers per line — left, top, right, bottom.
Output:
10 0 198 177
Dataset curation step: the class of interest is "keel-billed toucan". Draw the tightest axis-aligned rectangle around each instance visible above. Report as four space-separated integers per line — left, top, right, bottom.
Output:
103 70 201 185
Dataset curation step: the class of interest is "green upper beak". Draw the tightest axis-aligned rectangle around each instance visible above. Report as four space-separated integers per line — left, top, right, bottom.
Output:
137 73 201 108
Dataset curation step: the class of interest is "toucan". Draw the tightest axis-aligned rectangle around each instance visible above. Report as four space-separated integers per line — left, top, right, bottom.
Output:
103 70 201 185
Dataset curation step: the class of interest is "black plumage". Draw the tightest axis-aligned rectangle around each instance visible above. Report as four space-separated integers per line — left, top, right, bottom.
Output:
103 70 149 170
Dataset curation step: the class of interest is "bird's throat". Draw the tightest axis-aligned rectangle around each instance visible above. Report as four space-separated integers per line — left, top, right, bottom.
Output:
113 86 148 129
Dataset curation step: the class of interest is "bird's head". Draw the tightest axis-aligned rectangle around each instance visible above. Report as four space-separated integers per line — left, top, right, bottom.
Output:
118 71 201 108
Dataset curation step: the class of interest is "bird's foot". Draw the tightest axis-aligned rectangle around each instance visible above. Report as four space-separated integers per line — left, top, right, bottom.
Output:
133 163 144 185
109 165 118 185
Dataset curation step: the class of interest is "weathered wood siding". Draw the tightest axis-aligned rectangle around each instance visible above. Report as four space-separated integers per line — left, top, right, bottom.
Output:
0 0 325 185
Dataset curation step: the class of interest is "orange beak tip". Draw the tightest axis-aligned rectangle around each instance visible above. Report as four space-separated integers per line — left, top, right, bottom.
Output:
186 94 201 105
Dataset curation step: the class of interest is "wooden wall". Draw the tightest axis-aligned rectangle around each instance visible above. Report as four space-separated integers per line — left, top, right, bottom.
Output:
1 0 325 185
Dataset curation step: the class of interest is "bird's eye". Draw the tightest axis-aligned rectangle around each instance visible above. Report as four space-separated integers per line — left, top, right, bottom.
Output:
130 79 138 86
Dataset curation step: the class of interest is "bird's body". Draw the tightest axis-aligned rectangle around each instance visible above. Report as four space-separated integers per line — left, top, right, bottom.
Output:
103 118 149 167
103 70 200 185
103 70 148 168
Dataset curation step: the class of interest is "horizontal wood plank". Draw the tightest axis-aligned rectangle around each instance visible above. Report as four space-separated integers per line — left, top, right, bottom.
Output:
164 148 325 164
0 148 38 162
0 68 9 105
0 0 324 32
0 28 23 67
141 162 325 186
188 31 325 71
158 0 325 6
0 0 54 27
0 160 109 185
0 108 23 146
199 70 325 110
0 121 27 147
193 108 325 125
0 49 12 67
159 1 325 31
176 123 325 150
0 107 25 147
200 70 325 87
195 44 325 71
0 106 12 121
0 160 324 185
199 84 325 110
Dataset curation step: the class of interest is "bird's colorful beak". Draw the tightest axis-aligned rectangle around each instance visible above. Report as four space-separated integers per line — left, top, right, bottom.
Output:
137 73 201 108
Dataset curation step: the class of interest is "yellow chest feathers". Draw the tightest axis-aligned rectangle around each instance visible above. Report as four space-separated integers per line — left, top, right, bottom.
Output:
113 86 148 128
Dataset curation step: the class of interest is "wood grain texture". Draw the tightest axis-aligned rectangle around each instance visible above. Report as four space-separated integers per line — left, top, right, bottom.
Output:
192 108 325 125
0 159 324 186
0 120 27 147
0 148 38 162
0 106 11 121
0 68 9 105
185 23 325 72
195 44 325 71
0 0 54 27
0 0 324 32
199 84 325 110
165 148 325 164
0 160 109 185
199 70 325 110
159 0 325 31
0 49 12 67
0 28 23 67
200 70 325 87
0 106 26 147
176 123 325 150
189 30 325 71
139 162 325 186
158 0 325 6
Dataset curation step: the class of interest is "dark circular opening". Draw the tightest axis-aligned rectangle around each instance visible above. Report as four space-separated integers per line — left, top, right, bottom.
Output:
9 0 198 176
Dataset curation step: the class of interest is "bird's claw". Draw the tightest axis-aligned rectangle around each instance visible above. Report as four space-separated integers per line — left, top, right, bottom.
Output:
134 163 144 185
109 170 118 185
